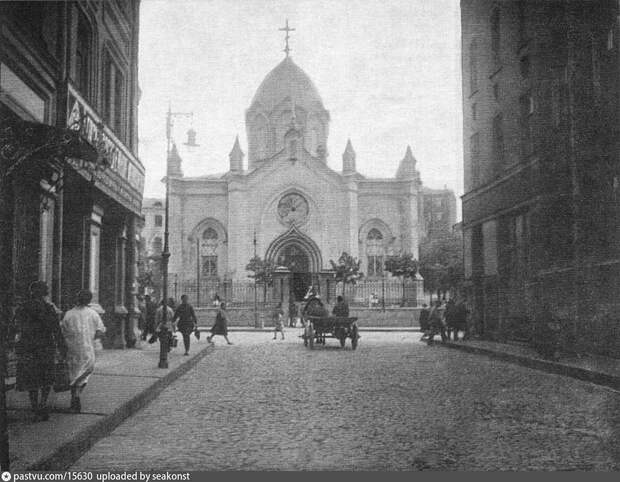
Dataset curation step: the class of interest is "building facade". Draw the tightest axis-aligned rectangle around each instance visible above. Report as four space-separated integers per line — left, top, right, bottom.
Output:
156 54 450 305
422 187 457 241
1 1 144 350
461 0 620 354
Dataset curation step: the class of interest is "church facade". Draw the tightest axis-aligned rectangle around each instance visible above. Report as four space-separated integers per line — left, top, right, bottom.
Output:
163 55 430 302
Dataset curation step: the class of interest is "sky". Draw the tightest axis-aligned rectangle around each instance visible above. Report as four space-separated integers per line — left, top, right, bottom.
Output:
138 0 463 208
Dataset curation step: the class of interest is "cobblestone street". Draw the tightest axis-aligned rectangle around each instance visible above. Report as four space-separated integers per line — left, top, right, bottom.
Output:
71 332 620 471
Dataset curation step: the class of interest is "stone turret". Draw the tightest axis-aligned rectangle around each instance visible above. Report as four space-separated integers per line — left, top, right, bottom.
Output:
395 145 417 180
167 142 183 177
342 139 356 174
229 135 244 172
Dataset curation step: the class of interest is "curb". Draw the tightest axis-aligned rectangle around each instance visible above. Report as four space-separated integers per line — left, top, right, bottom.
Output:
28 344 215 471
442 341 620 392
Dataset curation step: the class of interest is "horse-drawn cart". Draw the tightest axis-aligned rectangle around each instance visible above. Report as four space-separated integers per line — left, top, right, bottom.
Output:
303 316 359 350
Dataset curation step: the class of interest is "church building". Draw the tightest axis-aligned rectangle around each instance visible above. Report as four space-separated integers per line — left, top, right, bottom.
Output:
162 43 436 303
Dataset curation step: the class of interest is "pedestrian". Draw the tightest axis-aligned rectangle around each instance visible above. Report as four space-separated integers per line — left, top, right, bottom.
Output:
288 300 298 327
273 302 285 340
444 299 457 341
144 294 157 338
172 294 198 355
418 303 430 341
207 302 233 345
452 299 469 341
14 281 65 421
60 289 106 414
426 299 447 344
332 295 349 317
212 293 221 307
155 299 176 352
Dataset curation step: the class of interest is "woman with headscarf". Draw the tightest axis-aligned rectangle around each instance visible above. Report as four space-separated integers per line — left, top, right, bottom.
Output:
14 281 64 421
60 289 106 413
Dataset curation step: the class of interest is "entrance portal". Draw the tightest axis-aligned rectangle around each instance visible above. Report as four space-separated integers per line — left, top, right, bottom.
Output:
277 244 310 302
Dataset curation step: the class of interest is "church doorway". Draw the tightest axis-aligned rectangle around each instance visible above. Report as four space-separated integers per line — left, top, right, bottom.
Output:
277 244 311 301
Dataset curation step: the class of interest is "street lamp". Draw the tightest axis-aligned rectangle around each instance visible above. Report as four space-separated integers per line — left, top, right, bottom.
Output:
159 105 198 369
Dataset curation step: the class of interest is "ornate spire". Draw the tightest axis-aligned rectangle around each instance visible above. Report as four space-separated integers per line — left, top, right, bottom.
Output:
229 135 244 172
167 142 183 177
279 19 295 57
342 139 356 174
396 145 417 179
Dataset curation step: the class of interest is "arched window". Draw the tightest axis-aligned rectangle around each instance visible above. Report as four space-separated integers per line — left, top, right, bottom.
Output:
201 228 219 277
366 228 384 277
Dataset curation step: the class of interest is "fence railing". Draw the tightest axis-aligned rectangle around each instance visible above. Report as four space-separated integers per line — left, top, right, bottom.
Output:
161 276 423 307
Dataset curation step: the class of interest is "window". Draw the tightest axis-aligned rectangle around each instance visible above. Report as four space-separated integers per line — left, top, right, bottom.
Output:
517 0 527 45
608 29 614 51
472 102 477 121
469 39 478 93
103 52 126 139
519 93 534 158
492 114 504 172
493 83 499 101
152 237 162 254
470 132 481 187
75 11 91 100
551 67 568 127
366 228 384 277
154 215 162 227
202 256 218 277
203 227 218 241
490 7 500 67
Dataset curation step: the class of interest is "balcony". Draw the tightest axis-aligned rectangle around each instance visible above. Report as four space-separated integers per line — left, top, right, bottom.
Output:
66 82 145 215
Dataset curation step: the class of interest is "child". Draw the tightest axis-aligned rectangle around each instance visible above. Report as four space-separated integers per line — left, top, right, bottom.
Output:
273 302 285 340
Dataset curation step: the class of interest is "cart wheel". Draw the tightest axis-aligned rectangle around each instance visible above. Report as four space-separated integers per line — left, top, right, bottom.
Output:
308 326 315 350
351 325 359 350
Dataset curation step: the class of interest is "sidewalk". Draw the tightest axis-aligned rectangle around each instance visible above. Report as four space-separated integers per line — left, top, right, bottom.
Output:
442 338 620 391
6 336 214 471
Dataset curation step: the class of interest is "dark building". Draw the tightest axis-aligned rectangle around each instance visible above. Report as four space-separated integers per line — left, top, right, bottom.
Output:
461 0 620 355
0 1 144 352
422 186 457 241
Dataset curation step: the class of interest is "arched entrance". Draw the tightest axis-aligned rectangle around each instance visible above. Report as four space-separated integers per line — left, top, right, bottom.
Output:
265 227 322 302
277 244 311 301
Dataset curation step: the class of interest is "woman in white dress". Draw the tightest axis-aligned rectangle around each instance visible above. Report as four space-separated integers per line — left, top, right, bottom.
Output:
60 290 106 413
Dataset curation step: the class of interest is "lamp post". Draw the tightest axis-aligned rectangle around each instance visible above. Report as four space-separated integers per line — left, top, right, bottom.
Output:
159 105 197 369
253 230 259 328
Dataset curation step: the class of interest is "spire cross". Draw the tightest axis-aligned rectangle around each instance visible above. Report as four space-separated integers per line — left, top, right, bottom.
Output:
279 19 295 57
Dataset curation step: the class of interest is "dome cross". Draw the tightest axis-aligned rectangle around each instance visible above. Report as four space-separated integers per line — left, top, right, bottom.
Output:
279 19 295 57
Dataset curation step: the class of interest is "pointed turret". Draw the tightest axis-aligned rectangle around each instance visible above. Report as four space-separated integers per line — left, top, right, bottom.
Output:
229 135 244 172
395 145 417 179
342 139 356 174
167 142 183 177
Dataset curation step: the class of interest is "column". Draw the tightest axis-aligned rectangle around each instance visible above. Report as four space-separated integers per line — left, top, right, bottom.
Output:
112 222 128 349
344 178 359 258
125 216 139 348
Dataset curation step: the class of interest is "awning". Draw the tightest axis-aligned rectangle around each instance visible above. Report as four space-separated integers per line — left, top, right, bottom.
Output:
0 117 99 180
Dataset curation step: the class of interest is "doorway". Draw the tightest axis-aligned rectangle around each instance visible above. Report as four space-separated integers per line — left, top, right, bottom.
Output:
277 243 311 302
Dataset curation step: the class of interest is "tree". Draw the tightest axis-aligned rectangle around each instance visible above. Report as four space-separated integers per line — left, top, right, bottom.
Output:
384 252 419 306
246 256 276 302
329 251 364 297
418 233 464 301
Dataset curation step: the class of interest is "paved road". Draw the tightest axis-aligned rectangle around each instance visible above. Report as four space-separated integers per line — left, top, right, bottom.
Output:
71 331 620 470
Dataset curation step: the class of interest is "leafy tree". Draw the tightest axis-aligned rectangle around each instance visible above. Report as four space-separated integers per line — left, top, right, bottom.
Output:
329 251 364 296
418 233 463 301
246 256 276 302
384 252 419 306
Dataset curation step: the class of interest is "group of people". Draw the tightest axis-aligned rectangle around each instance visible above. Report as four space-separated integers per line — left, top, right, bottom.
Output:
419 298 469 344
11 281 106 421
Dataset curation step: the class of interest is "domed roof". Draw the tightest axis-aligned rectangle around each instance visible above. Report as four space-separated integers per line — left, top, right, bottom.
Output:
250 57 324 114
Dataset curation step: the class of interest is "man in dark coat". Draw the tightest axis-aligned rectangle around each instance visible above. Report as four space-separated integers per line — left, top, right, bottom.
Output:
444 299 457 341
332 296 350 317
418 304 430 341
172 294 198 355
14 281 65 421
